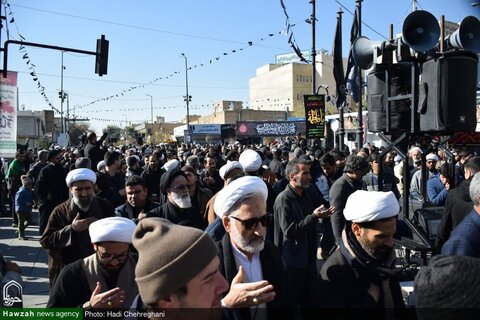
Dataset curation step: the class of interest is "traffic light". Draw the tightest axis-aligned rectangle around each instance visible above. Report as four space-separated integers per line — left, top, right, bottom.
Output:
95 35 109 76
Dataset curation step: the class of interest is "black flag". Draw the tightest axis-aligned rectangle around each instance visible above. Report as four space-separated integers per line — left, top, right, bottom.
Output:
345 6 360 103
332 14 344 109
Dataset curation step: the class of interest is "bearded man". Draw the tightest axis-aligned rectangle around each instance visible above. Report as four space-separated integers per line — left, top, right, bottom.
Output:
320 190 406 316
36 149 69 234
47 217 138 308
215 175 290 319
141 154 165 202
146 169 206 229
40 168 115 287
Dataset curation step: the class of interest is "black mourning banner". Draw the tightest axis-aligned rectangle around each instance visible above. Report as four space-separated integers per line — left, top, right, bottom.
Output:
304 95 325 139
236 121 306 137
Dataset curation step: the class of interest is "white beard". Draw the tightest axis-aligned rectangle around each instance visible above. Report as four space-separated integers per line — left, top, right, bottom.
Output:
171 192 192 209
230 221 265 254
72 195 93 212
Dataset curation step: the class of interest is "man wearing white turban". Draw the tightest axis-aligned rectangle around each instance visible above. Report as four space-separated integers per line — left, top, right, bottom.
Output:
214 176 291 319
320 190 406 314
40 168 115 287
47 217 138 309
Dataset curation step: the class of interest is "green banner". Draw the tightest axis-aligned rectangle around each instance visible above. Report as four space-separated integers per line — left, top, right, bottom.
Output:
0 309 82 320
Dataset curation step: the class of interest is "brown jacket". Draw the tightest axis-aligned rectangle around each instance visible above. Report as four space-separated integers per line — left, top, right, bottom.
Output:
39 197 114 286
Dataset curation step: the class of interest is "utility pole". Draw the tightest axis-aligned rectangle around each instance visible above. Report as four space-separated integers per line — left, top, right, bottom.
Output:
310 0 317 94
65 92 69 133
146 94 153 124
181 53 191 144
337 8 345 152
355 0 363 150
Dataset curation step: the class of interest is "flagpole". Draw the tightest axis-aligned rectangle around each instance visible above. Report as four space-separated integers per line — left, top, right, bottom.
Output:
355 0 363 151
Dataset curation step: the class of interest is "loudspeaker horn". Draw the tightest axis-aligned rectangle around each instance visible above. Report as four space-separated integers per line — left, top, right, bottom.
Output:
448 16 480 53
402 10 440 52
352 36 385 70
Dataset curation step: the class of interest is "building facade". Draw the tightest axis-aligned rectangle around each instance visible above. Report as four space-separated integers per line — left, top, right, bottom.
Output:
249 52 347 117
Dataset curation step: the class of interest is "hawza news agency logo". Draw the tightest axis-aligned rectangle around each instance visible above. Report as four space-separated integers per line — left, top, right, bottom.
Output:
2 280 22 307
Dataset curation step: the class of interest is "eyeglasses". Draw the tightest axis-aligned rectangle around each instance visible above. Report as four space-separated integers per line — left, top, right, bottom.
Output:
97 249 129 263
169 184 191 191
229 214 272 230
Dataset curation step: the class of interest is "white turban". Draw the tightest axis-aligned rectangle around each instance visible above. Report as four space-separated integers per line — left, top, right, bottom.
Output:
409 146 422 154
426 153 439 162
163 159 180 172
66 168 97 187
239 149 262 173
97 160 106 172
219 161 244 180
89 217 136 244
344 190 399 223
214 176 267 218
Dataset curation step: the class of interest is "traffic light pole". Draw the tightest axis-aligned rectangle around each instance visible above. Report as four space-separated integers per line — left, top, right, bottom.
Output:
2 36 108 78
60 51 65 133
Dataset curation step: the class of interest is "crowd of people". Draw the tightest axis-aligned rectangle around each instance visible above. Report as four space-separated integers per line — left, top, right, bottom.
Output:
1 131 480 319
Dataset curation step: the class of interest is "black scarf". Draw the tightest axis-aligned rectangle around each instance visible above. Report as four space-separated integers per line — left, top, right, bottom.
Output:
340 229 400 283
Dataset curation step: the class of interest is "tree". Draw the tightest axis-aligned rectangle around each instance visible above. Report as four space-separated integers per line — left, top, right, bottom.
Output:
68 122 92 146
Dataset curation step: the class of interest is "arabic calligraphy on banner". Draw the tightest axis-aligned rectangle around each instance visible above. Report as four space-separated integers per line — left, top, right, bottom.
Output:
0 71 17 158
304 94 325 139
236 121 305 137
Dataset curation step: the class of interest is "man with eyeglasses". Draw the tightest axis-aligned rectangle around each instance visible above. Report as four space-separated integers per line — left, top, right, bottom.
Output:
214 175 290 319
146 169 206 229
47 217 138 308
273 158 335 313
40 168 115 287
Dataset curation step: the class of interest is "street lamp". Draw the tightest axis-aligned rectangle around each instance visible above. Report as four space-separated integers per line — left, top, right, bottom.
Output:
146 94 153 124
59 50 66 133
181 53 191 144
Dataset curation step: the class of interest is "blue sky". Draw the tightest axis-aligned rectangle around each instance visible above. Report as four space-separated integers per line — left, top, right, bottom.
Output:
4 0 479 132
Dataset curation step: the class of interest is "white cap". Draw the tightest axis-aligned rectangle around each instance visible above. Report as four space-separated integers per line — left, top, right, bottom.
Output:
239 149 262 173
163 159 180 172
426 153 439 162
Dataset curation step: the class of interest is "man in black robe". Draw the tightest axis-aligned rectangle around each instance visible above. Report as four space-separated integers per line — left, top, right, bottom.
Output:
47 217 138 309
320 190 406 318
40 168 115 286
146 169 205 229
215 175 291 319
